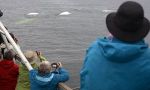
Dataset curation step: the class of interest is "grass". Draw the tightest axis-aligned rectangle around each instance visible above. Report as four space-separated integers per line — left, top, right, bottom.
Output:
16 64 31 90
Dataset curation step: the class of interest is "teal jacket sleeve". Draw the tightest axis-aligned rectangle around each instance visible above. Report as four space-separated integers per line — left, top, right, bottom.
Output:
54 68 69 83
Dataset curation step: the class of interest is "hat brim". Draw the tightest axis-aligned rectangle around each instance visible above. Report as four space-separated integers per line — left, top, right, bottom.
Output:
106 13 150 42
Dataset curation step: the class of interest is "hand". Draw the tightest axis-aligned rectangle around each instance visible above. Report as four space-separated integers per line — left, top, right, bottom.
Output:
57 62 62 68
36 51 41 56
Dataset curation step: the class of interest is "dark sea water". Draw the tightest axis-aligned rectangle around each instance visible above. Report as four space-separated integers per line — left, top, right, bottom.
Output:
0 0 150 88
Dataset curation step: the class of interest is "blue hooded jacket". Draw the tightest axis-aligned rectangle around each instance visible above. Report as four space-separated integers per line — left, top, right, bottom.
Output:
29 68 69 90
80 37 150 90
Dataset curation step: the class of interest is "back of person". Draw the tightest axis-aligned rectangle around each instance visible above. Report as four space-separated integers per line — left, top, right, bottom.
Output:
29 61 69 90
80 1 150 90
0 50 19 90
80 37 150 90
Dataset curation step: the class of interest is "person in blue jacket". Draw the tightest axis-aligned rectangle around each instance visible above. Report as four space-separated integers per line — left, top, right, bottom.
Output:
80 1 150 90
29 61 69 90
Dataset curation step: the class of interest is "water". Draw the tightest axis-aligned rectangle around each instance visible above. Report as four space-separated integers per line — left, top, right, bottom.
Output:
0 0 150 88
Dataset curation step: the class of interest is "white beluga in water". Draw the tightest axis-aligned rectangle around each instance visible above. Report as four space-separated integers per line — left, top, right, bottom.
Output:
27 13 39 16
16 12 39 24
59 11 71 16
102 10 115 13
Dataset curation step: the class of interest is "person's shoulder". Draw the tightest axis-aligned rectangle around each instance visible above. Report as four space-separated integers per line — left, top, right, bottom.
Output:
89 38 100 46
8 63 19 74
13 64 19 70
142 47 150 56
86 37 104 53
29 69 38 78
29 69 37 73
87 38 100 50
89 37 107 47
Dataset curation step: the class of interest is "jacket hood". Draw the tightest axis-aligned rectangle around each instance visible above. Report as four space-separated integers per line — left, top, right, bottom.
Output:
97 37 148 63
0 60 14 69
34 73 54 86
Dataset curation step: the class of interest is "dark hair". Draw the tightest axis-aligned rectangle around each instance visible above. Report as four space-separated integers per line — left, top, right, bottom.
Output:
0 10 3 17
0 34 4 44
9 33 15 39
3 50 15 60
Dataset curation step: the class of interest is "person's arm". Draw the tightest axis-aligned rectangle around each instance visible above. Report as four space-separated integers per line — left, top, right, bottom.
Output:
29 69 36 79
39 55 47 62
55 68 69 82
36 51 47 62
53 62 69 82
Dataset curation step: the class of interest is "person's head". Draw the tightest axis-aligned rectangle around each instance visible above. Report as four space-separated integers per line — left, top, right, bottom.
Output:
38 61 51 75
106 1 150 43
4 50 15 60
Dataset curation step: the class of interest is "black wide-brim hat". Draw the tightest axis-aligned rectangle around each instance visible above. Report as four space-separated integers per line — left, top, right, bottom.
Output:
106 1 150 42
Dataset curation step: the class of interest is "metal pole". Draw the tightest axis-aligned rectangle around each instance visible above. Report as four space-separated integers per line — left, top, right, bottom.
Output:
1 34 12 50
0 21 33 70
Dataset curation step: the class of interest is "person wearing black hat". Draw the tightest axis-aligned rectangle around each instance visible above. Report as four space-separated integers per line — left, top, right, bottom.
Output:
80 1 150 90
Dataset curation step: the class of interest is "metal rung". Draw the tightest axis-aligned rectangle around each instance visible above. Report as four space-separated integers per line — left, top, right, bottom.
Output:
58 83 73 90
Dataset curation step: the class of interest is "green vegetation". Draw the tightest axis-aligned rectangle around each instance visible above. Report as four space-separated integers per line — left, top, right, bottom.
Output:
16 64 30 90
16 57 44 90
